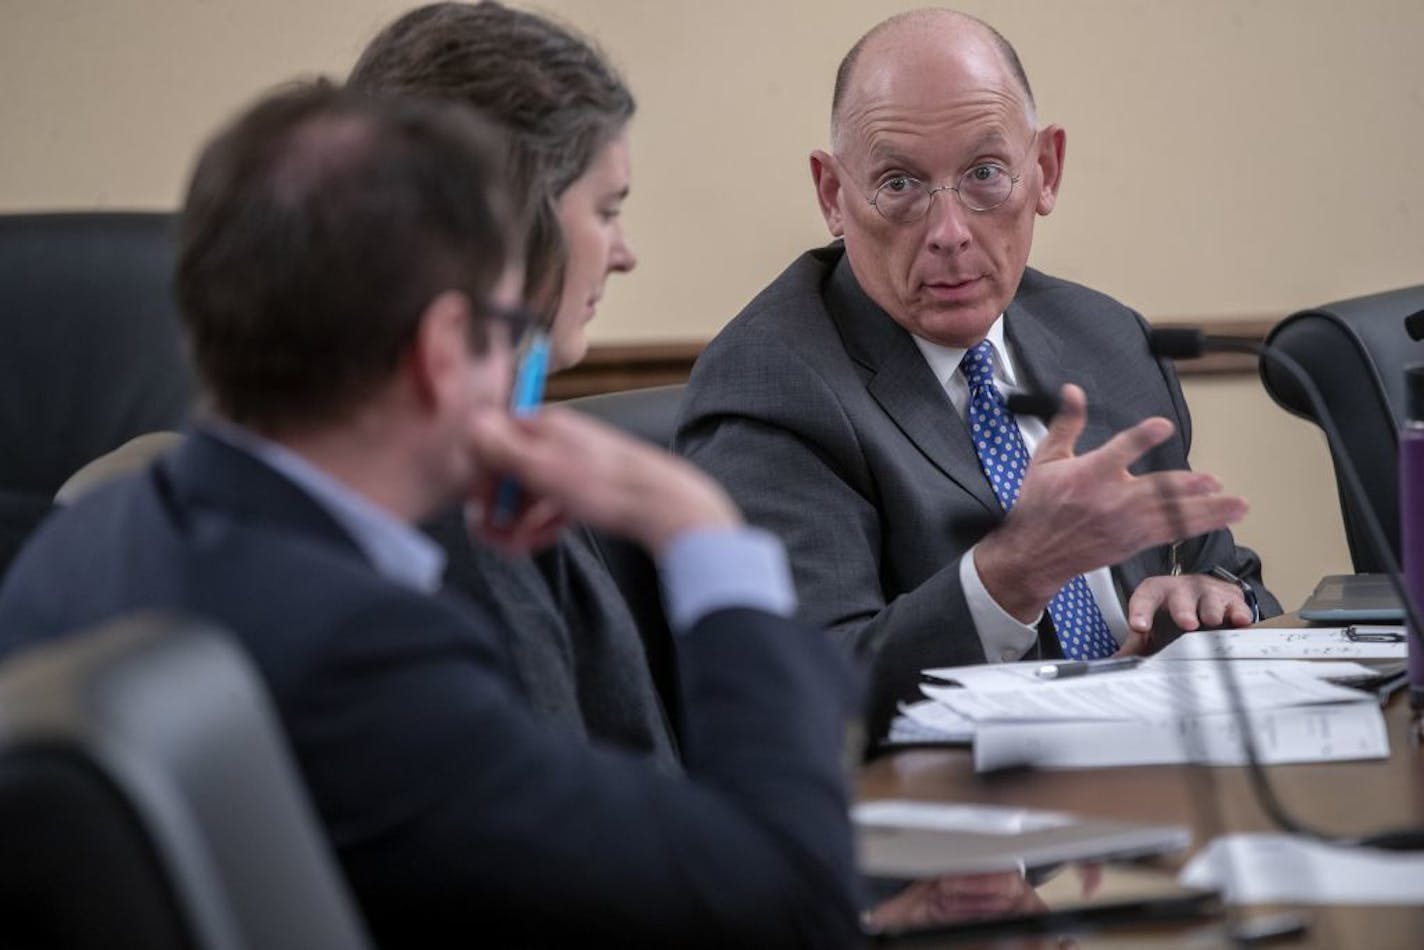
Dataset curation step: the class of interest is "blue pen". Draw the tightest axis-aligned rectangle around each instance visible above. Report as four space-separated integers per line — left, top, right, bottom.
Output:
490 332 550 526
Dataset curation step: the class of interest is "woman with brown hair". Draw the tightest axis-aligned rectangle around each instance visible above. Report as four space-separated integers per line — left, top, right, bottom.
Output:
349 2 673 766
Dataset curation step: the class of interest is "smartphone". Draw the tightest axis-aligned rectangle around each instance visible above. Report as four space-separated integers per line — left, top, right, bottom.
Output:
490 332 550 526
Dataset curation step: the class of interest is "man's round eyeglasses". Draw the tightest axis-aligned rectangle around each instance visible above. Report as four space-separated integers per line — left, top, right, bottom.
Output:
856 133 1039 224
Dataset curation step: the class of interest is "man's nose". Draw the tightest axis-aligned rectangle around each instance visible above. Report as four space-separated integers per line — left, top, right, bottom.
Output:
923 186 972 252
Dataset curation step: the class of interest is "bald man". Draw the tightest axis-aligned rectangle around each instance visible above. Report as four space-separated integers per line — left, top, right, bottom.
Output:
674 9 1279 742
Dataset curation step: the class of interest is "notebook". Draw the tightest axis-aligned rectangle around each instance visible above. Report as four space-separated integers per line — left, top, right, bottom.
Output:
855 801 1215 943
1298 574 1405 623
854 800 1190 877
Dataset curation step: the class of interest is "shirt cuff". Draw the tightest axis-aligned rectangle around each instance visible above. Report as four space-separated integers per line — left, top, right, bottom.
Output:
960 546 1041 662
659 527 798 634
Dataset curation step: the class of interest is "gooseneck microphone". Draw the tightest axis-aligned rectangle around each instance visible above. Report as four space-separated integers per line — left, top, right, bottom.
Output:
1150 327 1424 851
1004 392 1060 422
1149 328 1421 634
1403 308 1424 343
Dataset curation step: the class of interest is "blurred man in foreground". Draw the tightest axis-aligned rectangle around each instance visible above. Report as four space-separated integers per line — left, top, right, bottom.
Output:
0 83 861 948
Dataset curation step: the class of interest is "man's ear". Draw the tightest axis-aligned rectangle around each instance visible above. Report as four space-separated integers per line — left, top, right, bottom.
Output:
408 290 474 412
810 149 847 237
1034 125 1067 217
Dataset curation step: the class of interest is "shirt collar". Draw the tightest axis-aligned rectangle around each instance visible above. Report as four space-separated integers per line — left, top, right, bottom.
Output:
206 422 446 594
910 314 1018 391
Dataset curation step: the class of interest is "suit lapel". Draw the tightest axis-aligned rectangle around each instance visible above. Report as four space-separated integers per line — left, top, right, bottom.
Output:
1005 289 1115 456
824 256 1001 516
161 429 369 565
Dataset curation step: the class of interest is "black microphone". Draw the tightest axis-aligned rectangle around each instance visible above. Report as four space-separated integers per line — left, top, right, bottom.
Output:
1147 328 1214 361
1004 392 1060 422
1148 329 1412 601
1150 327 1424 851
1405 308 1424 342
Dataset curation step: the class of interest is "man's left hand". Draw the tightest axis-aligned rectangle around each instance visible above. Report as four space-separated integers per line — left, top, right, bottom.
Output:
1118 574 1254 654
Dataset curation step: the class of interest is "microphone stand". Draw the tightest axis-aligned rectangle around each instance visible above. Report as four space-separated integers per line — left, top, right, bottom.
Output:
1007 387 1275 940
1152 329 1424 851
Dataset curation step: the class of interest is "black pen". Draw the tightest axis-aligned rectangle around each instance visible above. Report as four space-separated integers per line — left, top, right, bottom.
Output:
1035 657 1142 680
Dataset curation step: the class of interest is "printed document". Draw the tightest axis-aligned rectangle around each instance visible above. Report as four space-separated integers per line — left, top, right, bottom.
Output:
972 700 1389 770
1153 627 1407 661
921 667 1365 722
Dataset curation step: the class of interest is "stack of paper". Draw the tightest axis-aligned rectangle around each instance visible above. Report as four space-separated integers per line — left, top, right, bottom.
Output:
922 666 1366 721
972 702 1388 771
887 700 974 744
900 655 1389 770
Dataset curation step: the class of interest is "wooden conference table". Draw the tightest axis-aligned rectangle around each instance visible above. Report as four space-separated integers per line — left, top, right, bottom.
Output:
857 620 1424 948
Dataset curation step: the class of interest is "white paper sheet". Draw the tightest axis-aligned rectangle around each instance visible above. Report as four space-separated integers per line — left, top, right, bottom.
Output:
923 658 1381 694
893 698 975 742
922 668 1365 723
1142 658 1383 681
920 661 1051 690
1154 627 1407 661
972 700 1388 771
1180 833 1424 904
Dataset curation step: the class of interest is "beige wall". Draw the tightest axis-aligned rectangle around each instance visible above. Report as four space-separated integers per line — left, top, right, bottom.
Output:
4 0 1414 606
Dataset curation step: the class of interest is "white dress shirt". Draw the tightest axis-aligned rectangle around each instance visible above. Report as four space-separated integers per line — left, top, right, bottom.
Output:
911 318 1130 662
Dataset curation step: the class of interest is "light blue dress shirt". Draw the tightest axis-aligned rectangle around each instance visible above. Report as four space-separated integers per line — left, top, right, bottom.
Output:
208 424 797 632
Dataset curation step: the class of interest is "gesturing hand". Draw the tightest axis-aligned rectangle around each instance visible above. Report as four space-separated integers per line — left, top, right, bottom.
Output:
975 385 1248 623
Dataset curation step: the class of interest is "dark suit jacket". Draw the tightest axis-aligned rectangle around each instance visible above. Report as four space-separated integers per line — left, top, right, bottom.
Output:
675 245 1279 740
0 431 860 948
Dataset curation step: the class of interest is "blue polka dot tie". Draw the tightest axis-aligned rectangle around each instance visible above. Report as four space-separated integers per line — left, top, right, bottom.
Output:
960 342 1118 660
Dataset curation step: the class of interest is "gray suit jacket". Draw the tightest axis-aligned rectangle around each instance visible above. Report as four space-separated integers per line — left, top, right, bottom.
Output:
675 244 1279 739
424 512 679 771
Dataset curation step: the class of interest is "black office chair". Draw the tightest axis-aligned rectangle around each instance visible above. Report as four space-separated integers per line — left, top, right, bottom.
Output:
563 384 685 735
0 212 196 577
0 612 372 949
564 383 685 449
1261 285 1424 573
54 431 183 506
